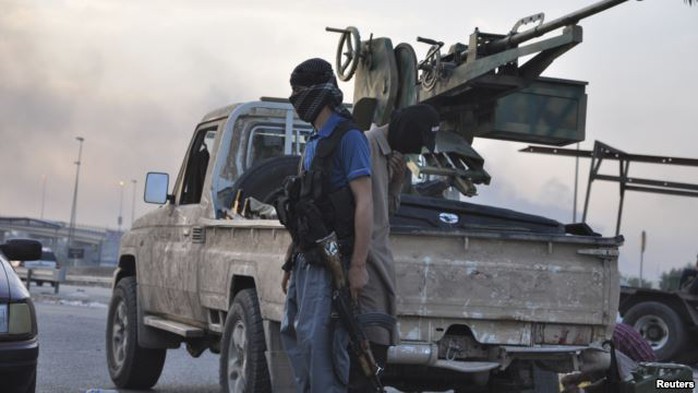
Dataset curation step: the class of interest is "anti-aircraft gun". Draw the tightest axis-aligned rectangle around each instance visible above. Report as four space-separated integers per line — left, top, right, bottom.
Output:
327 0 637 197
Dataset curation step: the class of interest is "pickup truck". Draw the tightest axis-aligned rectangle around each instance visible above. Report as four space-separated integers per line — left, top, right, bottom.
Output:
106 99 622 393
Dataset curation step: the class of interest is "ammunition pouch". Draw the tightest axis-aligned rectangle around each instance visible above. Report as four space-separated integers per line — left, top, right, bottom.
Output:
273 119 358 268
325 186 355 241
276 173 355 246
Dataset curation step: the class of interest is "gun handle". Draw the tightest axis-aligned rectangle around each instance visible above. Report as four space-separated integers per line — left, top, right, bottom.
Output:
316 232 346 289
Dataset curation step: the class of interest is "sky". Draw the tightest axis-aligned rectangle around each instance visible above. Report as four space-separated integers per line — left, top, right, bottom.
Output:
1 0 696 284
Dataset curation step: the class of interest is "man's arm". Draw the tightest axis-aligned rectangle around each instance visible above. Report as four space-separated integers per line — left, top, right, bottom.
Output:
387 152 406 216
348 175 372 299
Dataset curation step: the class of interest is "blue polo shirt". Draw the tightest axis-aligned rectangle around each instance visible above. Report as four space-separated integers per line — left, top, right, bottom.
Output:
303 112 371 191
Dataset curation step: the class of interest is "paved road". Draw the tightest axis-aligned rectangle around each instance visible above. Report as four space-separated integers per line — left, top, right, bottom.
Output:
32 284 220 393
28 283 698 393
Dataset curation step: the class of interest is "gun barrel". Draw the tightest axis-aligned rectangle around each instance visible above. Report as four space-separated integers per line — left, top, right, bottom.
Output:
487 0 629 52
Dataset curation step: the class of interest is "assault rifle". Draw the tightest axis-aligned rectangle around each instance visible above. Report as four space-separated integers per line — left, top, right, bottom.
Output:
275 187 385 391
316 231 384 392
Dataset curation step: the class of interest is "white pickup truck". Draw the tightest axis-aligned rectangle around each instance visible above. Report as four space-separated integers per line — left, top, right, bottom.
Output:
105 99 621 393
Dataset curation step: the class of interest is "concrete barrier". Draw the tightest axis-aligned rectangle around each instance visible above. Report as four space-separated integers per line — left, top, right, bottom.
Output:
16 266 114 290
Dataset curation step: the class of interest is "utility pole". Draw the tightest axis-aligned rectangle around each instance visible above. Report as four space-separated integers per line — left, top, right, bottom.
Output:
573 142 580 222
67 136 85 264
131 179 137 227
640 230 647 288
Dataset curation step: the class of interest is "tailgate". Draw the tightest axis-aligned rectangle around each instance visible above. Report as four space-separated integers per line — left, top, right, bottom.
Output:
391 229 621 346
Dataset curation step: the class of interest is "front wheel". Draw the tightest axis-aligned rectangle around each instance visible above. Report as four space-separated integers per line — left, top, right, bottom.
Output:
106 276 166 388
220 288 271 393
623 301 686 362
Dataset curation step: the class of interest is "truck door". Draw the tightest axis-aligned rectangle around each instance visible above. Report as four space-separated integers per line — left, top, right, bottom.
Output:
139 125 217 323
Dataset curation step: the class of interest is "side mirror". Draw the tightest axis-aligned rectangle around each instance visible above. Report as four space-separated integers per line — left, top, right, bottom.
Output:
0 239 42 261
144 172 171 205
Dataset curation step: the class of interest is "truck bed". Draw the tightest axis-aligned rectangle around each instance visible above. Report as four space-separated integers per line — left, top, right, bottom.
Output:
389 195 621 347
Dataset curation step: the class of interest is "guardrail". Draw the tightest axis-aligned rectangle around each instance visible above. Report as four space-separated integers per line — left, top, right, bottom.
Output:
15 267 65 293
14 266 114 292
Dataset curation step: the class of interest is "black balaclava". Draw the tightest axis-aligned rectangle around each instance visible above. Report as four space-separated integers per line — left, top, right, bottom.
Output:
388 104 440 154
289 58 351 124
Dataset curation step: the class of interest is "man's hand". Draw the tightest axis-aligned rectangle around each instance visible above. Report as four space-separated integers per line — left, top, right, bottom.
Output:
347 258 369 300
281 271 291 294
388 152 406 182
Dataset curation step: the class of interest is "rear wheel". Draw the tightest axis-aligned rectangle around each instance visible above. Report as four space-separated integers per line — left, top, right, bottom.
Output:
623 301 686 362
220 288 271 393
106 276 166 388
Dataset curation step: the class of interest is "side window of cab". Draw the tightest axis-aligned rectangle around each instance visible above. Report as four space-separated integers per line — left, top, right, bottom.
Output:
180 128 216 205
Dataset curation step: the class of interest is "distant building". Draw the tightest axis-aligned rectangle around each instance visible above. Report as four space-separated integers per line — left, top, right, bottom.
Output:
0 216 122 266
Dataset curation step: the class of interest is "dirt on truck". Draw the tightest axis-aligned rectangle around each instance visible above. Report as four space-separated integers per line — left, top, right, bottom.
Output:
104 1 645 392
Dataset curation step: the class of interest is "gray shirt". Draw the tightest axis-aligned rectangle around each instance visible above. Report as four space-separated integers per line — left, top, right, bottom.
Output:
362 125 399 346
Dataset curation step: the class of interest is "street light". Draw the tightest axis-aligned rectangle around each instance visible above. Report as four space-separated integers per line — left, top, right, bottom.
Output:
131 179 137 227
68 136 85 265
118 180 125 232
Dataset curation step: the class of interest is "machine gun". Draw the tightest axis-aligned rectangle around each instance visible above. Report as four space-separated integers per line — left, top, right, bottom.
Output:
327 0 638 197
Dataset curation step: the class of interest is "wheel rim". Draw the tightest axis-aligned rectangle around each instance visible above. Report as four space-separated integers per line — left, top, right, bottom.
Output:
111 299 128 370
634 315 669 350
226 320 247 391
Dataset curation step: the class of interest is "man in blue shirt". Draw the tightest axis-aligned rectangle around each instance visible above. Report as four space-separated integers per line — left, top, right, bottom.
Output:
281 57 373 393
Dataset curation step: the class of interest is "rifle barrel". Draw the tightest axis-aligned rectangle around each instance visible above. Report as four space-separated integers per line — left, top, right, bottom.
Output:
487 0 629 52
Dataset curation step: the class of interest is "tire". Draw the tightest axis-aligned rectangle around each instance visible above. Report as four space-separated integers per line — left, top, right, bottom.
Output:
623 301 687 362
106 276 166 388
233 155 300 204
220 288 271 393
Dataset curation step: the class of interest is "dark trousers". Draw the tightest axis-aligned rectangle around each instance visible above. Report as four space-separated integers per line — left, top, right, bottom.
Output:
348 342 389 393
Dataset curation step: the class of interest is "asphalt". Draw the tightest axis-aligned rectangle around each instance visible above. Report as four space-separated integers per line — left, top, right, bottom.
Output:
25 276 698 392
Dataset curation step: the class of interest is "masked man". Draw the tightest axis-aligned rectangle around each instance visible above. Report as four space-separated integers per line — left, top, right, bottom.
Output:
347 104 440 392
280 58 373 393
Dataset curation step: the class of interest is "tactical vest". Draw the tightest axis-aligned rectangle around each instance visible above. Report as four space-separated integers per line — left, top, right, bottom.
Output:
277 120 357 255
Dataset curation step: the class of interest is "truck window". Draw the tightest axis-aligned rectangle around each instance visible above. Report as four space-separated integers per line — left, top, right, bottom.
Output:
180 128 217 205
246 125 312 169
213 122 312 216
41 250 56 261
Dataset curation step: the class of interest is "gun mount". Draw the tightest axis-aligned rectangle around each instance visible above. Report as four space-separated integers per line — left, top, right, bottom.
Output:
327 0 636 197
